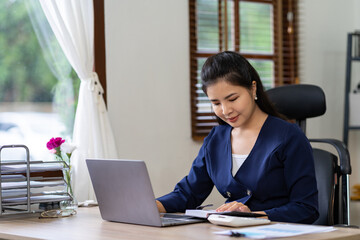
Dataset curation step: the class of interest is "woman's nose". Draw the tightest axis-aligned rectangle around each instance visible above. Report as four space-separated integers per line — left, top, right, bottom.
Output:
222 103 232 116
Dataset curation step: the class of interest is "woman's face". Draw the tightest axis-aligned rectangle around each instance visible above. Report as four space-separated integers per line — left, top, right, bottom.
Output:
206 79 257 128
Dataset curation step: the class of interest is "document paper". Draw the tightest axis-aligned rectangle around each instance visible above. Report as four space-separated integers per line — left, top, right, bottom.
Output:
214 223 335 239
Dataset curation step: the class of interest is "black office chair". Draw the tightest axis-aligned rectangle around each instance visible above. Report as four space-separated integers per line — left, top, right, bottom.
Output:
266 84 351 226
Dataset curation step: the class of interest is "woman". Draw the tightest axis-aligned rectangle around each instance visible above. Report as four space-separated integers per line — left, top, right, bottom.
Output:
156 51 319 223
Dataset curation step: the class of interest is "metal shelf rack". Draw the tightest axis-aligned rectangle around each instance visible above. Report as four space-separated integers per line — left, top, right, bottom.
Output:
0 144 70 217
343 32 360 145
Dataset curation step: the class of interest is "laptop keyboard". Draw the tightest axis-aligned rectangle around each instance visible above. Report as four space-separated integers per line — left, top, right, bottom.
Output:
162 217 189 223
160 214 206 226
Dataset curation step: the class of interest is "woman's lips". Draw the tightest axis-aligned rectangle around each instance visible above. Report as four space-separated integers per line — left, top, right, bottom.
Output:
228 116 239 123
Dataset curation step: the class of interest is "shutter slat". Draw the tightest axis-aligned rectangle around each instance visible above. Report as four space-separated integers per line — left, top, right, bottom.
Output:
190 0 298 140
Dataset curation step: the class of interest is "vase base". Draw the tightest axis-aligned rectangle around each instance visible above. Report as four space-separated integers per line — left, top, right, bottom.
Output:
60 198 78 211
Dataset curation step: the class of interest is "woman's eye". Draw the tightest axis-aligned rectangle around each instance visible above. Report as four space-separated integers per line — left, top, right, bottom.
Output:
212 102 220 106
229 97 238 102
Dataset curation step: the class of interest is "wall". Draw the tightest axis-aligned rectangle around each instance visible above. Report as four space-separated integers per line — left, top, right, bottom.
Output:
299 0 360 224
104 0 223 206
104 0 360 213
299 0 360 185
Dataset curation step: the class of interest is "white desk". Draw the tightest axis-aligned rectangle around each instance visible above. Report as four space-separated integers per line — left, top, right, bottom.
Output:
0 207 359 240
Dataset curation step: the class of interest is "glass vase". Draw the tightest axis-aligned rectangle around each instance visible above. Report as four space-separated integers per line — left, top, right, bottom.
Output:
60 168 78 210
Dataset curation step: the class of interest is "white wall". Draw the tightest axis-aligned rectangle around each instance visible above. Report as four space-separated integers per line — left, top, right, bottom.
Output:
299 0 360 186
104 0 360 210
299 0 360 224
104 0 223 206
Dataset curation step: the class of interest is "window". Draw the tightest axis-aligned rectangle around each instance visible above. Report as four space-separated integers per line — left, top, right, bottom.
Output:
0 0 79 160
189 0 298 140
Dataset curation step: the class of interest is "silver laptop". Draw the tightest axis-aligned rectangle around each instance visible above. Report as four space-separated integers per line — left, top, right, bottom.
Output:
86 159 205 227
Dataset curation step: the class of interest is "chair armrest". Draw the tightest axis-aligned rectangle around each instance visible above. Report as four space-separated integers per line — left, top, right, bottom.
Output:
309 138 351 175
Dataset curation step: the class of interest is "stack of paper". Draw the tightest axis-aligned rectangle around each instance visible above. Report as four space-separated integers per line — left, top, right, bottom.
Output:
0 161 68 208
1 162 63 173
185 209 266 218
214 223 335 239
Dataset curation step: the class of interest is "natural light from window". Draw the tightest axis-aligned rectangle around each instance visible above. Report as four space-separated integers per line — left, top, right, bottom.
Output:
0 0 79 161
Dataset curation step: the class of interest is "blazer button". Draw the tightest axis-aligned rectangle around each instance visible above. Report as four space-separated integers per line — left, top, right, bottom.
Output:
247 189 251 196
226 191 231 198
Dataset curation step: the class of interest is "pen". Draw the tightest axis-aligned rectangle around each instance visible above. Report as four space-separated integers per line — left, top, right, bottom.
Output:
196 204 214 210
230 231 245 237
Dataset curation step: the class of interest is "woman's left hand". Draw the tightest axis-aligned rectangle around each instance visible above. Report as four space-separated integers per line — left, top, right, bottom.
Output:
216 201 251 213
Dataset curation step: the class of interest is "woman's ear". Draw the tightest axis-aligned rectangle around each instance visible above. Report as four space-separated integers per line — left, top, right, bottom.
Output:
252 81 257 98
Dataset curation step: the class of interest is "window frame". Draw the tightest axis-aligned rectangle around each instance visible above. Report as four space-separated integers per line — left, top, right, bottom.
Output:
189 0 298 140
94 0 107 105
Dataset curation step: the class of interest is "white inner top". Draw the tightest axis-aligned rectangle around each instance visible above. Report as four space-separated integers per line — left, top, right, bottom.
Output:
232 154 248 176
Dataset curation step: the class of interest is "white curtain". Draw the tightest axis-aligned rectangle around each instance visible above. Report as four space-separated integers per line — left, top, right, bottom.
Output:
39 0 118 202
26 0 75 139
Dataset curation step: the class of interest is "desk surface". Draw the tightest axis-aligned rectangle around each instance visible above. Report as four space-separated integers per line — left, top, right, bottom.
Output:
0 207 359 240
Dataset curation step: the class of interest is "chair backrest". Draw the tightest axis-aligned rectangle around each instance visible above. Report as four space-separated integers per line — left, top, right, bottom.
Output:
266 84 351 226
266 84 326 133
312 149 336 225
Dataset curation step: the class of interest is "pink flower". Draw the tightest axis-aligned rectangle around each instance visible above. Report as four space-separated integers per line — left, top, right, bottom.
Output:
46 137 65 150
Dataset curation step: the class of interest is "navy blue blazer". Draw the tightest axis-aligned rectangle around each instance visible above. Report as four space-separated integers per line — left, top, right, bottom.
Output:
157 115 319 223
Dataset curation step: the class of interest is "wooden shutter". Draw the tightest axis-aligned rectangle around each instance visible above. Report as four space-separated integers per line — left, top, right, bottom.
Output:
274 0 299 85
189 0 298 140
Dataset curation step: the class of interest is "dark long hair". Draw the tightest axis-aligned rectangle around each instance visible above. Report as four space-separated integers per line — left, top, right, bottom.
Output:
201 51 285 125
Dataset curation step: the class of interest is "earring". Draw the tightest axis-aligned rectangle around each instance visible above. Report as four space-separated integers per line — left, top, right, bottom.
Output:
255 95 258 100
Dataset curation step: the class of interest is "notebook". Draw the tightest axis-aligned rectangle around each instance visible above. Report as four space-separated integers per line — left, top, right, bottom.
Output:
86 159 206 227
